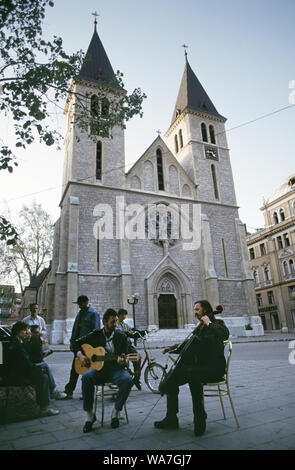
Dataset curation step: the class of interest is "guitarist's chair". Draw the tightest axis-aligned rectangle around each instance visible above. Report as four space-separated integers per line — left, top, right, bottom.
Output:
202 340 240 428
94 383 129 427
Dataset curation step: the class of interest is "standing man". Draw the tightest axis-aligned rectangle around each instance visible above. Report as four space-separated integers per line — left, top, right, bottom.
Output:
117 308 142 390
154 301 229 436
64 295 101 399
23 303 47 342
7 321 60 417
75 309 134 433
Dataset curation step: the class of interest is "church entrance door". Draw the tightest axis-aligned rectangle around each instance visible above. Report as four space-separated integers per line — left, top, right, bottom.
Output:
158 294 178 329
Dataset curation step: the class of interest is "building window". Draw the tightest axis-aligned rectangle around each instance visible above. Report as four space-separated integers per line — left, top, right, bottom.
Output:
90 94 99 135
264 265 271 282
209 125 216 144
101 97 109 118
249 247 255 260
277 236 283 250
260 243 266 256
156 149 165 191
260 314 267 330
267 291 274 304
222 238 229 277
283 261 289 276
289 259 295 275
253 269 259 284
273 212 279 224
96 141 102 180
283 233 290 247
96 239 100 271
256 293 262 307
211 164 219 200
175 134 179 153
271 313 280 330
179 129 183 149
288 285 295 300
279 208 285 221
201 123 208 142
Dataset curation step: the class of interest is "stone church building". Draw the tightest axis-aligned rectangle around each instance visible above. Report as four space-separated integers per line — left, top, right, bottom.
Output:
39 24 262 344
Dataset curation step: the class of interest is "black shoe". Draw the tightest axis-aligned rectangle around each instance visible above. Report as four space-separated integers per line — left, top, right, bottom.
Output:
194 414 207 436
83 415 96 433
154 416 179 430
111 417 120 428
64 393 73 400
133 377 142 390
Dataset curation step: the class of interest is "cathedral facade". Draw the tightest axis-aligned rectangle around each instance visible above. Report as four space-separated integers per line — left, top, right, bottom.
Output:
45 25 262 344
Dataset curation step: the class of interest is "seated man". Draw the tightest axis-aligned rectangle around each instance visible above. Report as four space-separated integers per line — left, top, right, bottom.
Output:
116 308 142 390
29 325 66 400
7 321 60 417
154 301 229 437
74 309 134 433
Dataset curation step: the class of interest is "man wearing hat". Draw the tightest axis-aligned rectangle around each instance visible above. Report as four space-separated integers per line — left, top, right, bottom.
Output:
64 295 101 399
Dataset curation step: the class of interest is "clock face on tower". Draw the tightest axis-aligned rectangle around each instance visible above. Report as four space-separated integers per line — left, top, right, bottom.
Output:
204 145 219 161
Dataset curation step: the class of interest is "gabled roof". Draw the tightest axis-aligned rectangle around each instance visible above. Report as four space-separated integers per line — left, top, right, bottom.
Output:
79 26 121 89
171 59 226 125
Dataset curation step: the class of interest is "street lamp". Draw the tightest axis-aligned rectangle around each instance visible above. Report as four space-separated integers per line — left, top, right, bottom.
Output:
127 293 140 345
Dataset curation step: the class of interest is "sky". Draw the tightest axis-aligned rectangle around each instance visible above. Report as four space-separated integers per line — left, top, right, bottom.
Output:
0 0 295 232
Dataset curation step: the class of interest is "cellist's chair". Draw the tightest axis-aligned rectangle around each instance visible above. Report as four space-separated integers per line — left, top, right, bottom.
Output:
202 340 240 428
94 383 129 427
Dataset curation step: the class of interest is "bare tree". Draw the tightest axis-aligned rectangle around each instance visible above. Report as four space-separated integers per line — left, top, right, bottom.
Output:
0 202 54 293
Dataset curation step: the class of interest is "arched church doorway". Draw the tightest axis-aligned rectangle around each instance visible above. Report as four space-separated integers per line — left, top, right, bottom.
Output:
158 294 178 329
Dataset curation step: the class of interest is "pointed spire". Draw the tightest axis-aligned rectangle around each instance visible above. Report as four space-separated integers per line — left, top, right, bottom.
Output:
171 57 226 125
78 17 121 89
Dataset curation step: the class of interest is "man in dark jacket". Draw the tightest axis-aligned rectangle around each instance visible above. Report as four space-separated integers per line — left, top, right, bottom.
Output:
154 300 229 436
64 295 101 398
74 309 134 433
7 321 60 417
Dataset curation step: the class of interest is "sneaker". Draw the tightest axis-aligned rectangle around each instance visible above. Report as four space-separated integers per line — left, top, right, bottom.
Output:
40 407 60 417
64 393 73 400
154 415 179 429
52 390 67 400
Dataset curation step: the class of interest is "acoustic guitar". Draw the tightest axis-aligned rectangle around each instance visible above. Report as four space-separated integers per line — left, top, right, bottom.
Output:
74 344 138 375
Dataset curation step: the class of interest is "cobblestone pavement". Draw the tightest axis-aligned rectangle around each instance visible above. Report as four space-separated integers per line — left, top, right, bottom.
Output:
1 334 295 451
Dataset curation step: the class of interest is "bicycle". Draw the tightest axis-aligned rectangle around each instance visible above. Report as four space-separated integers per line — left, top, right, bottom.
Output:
132 330 167 394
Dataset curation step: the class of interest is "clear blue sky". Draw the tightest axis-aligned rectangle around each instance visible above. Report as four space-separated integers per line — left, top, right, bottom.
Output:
1 0 294 231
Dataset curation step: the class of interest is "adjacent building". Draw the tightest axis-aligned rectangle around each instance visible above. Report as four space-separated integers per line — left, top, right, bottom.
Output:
247 174 295 332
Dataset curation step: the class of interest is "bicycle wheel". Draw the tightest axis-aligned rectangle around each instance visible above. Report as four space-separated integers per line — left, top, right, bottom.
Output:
144 362 167 394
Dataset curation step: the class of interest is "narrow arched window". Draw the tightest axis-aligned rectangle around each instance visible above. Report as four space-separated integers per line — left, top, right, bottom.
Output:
96 141 102 180
264 266 270 281
174 135 179 153
211 164 219 200
101 97 109 118
90 95 99 135
283 261 289 276
253 270 259 284
289 259 295 274
157 149 164 191
279 208 285 221
179 129 183 149
201 123 208 142
273 212 279 224
209 125 216 144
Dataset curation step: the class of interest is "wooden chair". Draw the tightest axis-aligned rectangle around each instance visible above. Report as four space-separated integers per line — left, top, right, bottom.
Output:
202 340 240 428
94 383 129 427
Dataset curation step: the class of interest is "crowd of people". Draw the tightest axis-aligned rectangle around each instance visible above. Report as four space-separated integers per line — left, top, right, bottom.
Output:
3 296 229 437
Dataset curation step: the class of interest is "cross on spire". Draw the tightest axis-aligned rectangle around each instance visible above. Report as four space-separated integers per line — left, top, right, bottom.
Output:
181 44 188 61
156 130 162 137
92 11 100 30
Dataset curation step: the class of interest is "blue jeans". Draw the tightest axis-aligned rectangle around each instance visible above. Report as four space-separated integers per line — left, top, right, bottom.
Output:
35 362 56 395
34 372 50 408
82 367 133 413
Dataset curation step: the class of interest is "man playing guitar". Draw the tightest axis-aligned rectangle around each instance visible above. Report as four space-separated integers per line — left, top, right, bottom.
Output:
154 300 229 436
74 308 138 433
